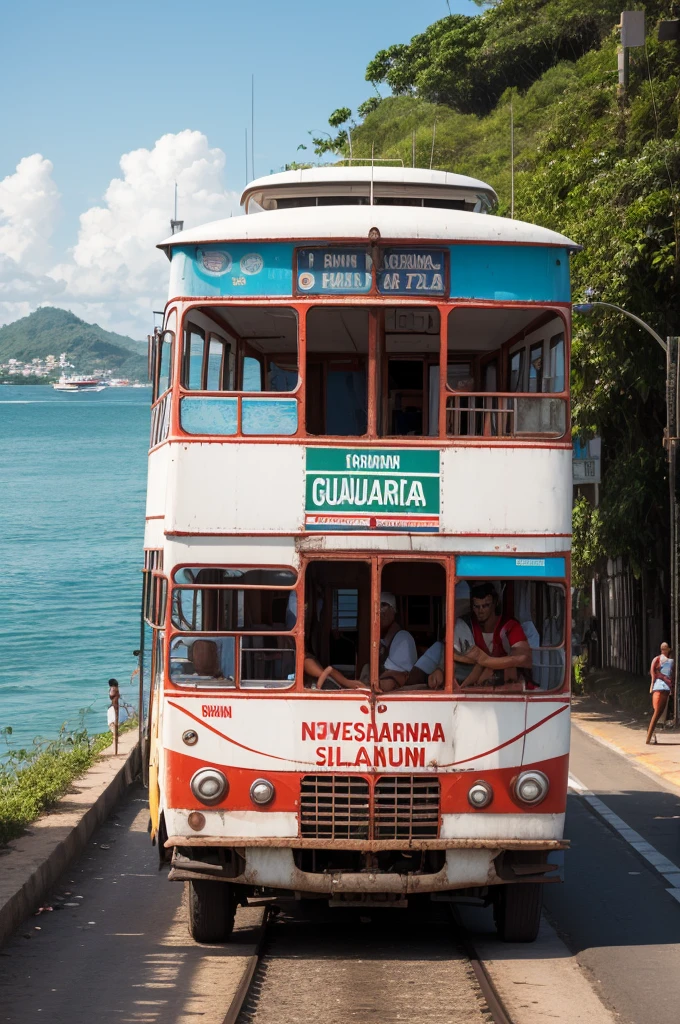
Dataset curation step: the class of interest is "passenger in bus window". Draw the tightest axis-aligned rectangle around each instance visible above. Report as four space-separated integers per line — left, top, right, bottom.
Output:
456 582 532 687
407 618 478 689
303 653 363 690
373 593 418 692
189 639 229 680
301 592 364 690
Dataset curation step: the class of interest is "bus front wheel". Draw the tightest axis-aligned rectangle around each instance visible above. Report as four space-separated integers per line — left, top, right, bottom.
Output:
493 883 543 942
188 880 236 943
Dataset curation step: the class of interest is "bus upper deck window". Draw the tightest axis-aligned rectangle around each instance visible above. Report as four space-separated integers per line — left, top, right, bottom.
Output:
528 343 544 393
549 334 565 392
180 307 297 393
306 308 368 436
382 309 439 437
157 331 173 397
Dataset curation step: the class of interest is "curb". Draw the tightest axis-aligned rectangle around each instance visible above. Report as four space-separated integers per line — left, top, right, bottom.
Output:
0 735 140 948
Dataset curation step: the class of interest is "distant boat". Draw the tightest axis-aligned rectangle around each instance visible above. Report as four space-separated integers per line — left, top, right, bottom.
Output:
107 378 131 387
52 375 106 392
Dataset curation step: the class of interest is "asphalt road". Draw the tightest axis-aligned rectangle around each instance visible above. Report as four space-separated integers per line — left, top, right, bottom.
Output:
1 728 680 1024
543 726 680 1024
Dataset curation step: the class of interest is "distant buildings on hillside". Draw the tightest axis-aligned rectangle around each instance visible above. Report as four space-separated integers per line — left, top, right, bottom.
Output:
0 352 70 378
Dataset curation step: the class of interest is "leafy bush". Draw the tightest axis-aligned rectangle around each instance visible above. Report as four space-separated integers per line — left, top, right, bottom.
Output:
0 718 135 846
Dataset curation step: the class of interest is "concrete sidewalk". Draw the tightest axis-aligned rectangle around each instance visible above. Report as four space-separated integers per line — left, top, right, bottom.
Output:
0 729 140 947
572 693 680 792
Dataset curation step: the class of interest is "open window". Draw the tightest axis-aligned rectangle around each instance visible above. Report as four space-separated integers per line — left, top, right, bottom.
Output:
379 561 446 689
380 308 440 437
303 560 371 685
181 307 298 393
306 308 368 436
446 307 567 438
452 575 566 692
169 566 297 689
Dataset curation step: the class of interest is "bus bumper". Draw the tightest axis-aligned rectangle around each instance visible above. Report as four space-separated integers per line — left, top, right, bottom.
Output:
166 841 566 893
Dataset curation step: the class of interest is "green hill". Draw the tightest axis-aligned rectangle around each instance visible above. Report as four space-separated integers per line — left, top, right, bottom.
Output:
315 0 679 592
0 307 147 379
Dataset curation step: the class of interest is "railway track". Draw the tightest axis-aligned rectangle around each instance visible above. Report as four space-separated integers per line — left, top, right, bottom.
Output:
225 900 513 1024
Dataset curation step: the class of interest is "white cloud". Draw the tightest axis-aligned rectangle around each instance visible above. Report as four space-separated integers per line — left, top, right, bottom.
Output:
0 154 60 268
0 154 63 325
51 130 240 335
0 131 240 336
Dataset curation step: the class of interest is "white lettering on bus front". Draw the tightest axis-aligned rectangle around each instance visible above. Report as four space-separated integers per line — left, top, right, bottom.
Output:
382 253 441 270
323 253 358 269
311 477 426 507
344 454 401 470
381 272 444 291
321 271 367 289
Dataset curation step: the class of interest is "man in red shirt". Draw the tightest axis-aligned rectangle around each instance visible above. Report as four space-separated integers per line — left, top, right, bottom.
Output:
457 582 533 687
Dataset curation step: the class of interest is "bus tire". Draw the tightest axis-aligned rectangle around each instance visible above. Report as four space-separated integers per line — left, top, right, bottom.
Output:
493 883 542 942
188 881 236 943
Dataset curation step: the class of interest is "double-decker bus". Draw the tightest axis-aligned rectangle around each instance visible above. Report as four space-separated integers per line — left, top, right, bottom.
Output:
143 166 575 943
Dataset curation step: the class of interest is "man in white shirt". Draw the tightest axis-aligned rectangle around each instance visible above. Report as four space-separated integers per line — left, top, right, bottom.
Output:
374 592 418 692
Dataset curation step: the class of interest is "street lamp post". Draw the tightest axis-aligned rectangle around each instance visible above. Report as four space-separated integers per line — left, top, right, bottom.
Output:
573 301 678 723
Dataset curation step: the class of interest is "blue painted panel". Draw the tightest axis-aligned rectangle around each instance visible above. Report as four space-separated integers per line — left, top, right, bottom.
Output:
169 243 295 298
167 239 570 302
241 399 298 436
456 555 566 578
450 245 570 302
180 397 237 435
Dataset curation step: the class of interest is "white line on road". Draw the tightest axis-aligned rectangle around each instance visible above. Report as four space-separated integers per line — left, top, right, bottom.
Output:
568 772 680 905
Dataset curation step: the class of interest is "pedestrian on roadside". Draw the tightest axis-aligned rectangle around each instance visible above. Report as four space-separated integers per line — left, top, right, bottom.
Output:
646 642 674 745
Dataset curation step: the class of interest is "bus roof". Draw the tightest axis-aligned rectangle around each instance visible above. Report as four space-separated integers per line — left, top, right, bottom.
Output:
158 205 578 258
240 166 498 212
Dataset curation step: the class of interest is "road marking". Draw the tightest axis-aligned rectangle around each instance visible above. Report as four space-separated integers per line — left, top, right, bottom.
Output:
568 772 680 904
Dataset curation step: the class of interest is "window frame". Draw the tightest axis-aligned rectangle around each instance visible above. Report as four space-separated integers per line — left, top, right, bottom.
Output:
170 300 569 443
162 555 570 696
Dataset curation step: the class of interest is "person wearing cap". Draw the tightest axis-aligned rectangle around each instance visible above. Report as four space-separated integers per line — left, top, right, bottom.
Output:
375 592 418 692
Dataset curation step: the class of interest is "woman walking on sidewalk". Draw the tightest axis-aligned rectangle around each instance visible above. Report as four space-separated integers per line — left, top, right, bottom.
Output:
647 642 674 744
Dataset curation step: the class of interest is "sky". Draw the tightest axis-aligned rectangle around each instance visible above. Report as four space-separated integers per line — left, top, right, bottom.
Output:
0 0 477 339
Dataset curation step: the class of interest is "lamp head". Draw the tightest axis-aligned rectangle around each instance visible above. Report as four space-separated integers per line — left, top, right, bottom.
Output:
573 303 595 315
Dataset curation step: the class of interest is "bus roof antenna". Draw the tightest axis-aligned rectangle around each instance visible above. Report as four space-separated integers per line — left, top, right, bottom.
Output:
251 74 255 180
170 182 183 234
370 143 375 205
429 119 437 170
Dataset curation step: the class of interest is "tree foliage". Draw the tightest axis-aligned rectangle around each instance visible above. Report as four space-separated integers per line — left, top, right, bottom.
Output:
364 0 642 115
326 0 680 588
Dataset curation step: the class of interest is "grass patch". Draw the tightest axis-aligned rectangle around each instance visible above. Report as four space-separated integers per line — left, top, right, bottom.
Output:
0 718 137 846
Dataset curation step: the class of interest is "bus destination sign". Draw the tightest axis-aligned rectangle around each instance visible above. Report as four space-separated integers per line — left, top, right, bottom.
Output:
305 448 440 532
377 249 447 296
297 247 372 294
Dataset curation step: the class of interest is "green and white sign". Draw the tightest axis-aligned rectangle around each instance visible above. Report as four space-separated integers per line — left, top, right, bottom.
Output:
305 448 440 532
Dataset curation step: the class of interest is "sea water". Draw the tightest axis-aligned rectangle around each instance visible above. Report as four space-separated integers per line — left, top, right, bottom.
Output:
0 386 149 748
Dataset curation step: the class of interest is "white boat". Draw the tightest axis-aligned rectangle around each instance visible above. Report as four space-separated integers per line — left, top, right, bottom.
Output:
52 375 106 392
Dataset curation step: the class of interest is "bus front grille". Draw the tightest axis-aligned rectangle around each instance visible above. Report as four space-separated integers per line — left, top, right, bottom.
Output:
374 776 441 840
300 775 370 839
299 775 440 841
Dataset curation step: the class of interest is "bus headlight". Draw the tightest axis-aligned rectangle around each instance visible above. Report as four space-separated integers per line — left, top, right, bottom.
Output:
190 768 228 806
468 781 493 808
250 778 275 805
514 770 549 806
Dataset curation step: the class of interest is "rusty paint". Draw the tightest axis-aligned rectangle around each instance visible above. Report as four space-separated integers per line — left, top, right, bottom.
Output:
164 835 568 851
